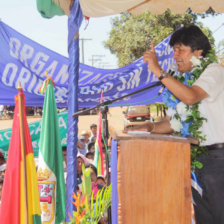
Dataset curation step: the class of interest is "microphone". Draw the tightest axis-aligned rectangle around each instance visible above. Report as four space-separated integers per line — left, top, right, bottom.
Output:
158 63 177 95
168 63 178 76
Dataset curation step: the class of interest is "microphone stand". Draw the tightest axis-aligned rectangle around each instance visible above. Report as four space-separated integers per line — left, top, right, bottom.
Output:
73 81 162 117
72 81 162 224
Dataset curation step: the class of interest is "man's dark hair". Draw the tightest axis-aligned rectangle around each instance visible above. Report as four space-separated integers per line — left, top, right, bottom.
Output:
90 124 97 129
0 177 4 184
97 175 105 182
169 25 211 57
88 142 95 151
0 153 5 160
62 146 67 152
85 164 97 176
86 152 94 157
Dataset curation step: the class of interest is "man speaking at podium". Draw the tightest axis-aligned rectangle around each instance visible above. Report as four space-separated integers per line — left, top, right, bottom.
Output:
124 25 224 224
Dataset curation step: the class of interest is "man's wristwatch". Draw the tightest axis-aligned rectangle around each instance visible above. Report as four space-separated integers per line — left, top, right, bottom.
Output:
159 69 170 81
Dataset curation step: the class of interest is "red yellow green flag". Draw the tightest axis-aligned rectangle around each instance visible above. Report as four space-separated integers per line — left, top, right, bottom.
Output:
37 77 66 223
0 90 41 224
94 92 104 176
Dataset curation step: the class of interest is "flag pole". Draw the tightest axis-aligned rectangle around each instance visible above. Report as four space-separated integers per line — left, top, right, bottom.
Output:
18 84 28 224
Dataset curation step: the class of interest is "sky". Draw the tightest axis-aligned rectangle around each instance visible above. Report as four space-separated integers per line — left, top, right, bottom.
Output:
0 0 224 69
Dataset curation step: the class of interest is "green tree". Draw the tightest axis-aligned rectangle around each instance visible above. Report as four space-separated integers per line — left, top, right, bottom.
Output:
104 10 215 67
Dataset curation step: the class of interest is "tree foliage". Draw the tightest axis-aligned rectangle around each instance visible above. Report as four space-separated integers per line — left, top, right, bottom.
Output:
104 10 215 67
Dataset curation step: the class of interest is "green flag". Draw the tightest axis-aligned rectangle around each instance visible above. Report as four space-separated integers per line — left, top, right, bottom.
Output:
37 78 66 223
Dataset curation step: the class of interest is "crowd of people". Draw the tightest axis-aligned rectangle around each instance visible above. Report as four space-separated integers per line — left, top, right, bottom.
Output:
63 123 110 189
63 123 110 224
0 105 43 118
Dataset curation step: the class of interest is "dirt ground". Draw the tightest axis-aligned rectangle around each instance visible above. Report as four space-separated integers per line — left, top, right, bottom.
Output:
0 107 126 135
78 107 125 134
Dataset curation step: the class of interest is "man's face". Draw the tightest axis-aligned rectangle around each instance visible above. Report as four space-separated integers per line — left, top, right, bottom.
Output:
173 44 202 73
91 126 97 136
0 184 3 200
83 134 90 143
62 151 67 165
0 158 5 166
89 145 95 153
77 157 84 174
88 168 97 183
0 170 5 178
86 154 94 160
97 178 106 186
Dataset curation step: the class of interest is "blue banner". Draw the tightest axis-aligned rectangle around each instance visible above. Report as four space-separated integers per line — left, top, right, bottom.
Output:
0 21 175 107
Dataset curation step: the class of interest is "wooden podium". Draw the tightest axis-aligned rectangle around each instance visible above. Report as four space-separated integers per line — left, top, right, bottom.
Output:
113 132 192 224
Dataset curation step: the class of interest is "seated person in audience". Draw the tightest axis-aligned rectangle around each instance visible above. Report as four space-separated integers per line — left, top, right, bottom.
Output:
85 164 98 183
80 130 91 144
97 175 106 186
86 152 94 161
62 146 67 167
77 136 87 156
85 164 104 197
77 153 94 188
62 146 67 180
87 142 95 153
77 155 84 186
0 163 6 179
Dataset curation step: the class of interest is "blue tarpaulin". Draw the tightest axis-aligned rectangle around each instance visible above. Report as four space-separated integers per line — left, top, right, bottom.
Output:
0 20 175 108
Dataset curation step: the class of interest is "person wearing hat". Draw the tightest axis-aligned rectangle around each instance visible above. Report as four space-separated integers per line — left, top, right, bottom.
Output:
77 135 87 156
77 130 91 156
76 153 94 189
77 153 94 167
80 130 90 143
